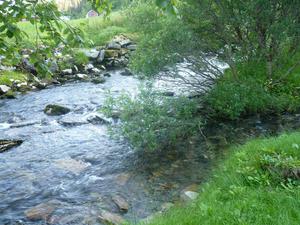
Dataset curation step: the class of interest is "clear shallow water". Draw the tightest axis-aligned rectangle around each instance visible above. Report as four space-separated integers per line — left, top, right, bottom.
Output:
0 71 211 225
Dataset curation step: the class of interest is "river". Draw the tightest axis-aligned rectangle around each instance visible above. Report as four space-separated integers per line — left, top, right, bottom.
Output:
0 70 212 224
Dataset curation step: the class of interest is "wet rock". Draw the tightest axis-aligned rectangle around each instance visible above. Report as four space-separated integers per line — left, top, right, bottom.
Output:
84 63 94 72
180 191 199 202
120 68 133 76
54 158 91 175
98 211 125 225
76 73 89 80
31 76 47 90
115 173 131 186
44 104 71 116
103 72 112 77
112 195 129 212
58 116 88 127
61 69 73 75
97 49 105 63
0 140 23 153
86 113 111 125
91 77 106 84
91 67 101 74
51 79 61 85
24 203 55 221
0 85 11 94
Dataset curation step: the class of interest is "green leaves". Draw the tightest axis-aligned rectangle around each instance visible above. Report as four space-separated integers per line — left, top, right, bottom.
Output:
155 0 178 15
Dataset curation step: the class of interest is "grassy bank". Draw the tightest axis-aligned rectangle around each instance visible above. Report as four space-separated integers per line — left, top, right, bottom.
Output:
144 132 300 225
17 11 137 48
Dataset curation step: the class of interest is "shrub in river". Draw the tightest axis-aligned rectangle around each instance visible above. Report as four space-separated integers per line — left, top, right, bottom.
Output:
101 87 202 151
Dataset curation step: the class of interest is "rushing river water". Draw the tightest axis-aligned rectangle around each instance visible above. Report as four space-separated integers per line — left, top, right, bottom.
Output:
2 69 300 225
0 71 212 225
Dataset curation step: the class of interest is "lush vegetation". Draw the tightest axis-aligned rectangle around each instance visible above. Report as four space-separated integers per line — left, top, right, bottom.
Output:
1 0 300 224
145 132 300 225
102 86 202 151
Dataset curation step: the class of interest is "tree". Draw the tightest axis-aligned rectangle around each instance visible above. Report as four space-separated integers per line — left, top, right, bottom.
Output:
0 0 176 76
182 0 300 80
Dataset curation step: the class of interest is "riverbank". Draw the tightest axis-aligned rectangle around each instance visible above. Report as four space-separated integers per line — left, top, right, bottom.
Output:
144 131 300 225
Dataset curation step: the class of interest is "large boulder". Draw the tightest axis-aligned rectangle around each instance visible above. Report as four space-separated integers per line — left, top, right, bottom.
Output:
0 85 11 95
0 140 23 153
44 104 71 116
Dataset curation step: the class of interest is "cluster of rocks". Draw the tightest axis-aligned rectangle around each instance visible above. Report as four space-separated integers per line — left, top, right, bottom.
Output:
0 35 135 99
80 35 136 69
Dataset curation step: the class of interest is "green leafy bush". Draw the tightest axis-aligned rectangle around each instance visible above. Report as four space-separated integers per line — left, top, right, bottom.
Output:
206 71 300 120
127 1 196 77
101 87 202 151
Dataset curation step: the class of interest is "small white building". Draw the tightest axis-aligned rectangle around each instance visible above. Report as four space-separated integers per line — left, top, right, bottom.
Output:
86 10 99 18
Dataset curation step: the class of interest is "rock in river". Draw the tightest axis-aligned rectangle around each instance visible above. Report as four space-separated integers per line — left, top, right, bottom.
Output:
0 140 23 153
98 211 125 225
112 195 129 212
54 158 91 175
44 104 71 116
25 202 55 221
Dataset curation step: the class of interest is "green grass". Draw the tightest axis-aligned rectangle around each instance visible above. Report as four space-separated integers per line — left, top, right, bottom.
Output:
144 132 300 225
17 11 138 48
0 71 28 86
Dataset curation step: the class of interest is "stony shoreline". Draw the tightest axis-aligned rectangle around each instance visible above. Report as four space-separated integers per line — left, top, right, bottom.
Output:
0 35 135 99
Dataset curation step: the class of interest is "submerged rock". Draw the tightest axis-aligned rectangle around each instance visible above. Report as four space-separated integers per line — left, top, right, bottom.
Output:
91 77 106 84
112 195 129 212
0 140 23 153
86 113 111 125
54 158 91 175
120 68 133 76
98 211 125 225
25 202 55 221
58 116 88 127
115 173 131 186
44 104 71 116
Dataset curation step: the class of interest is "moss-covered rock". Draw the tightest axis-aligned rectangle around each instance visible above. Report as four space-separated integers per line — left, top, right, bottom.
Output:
44 104 71 116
